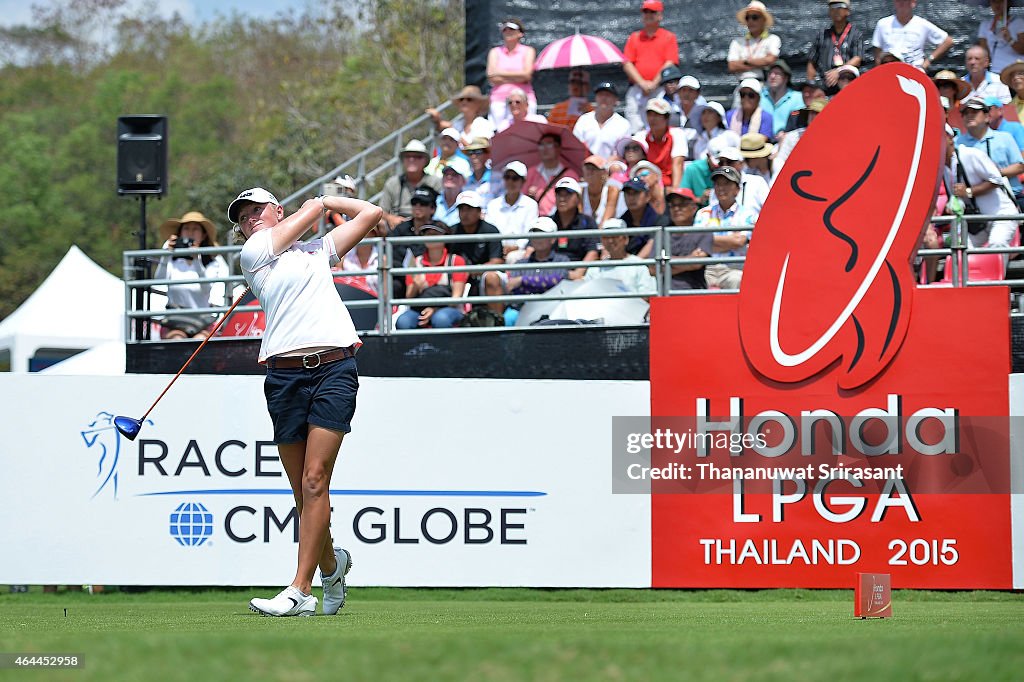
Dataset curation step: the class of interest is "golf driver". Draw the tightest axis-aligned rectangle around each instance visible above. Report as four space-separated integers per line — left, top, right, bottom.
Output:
114 287 252 440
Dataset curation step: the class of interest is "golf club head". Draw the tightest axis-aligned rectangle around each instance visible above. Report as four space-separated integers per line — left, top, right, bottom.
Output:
114 416 143 441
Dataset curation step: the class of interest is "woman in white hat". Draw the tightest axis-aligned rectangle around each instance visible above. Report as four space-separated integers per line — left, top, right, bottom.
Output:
229 188 383 618
155 211 229 340
727 1 781 77
692 101 728 162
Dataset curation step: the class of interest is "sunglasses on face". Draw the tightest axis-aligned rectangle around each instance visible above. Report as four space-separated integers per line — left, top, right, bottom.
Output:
746 13 763 20
466 149 487 156
740 91 759 99
625 144 643 152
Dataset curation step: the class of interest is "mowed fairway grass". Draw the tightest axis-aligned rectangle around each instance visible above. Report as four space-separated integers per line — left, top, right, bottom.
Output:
0 588 1021 681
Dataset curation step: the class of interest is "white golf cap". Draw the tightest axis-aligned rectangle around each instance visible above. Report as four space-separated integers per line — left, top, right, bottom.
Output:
531 216 558 233
454 190 485 209
739 78 762 94
228 187 279 223
717 146 744 162
554 177 582 195
601 218 627 230
504 160 528 177
703 101 726 121
440 128 461 142
679 75 701 90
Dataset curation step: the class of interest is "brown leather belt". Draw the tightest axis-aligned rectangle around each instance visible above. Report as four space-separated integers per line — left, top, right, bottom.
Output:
265 346 357 369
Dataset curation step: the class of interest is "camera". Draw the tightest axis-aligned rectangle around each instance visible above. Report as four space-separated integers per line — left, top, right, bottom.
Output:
174 237 195 249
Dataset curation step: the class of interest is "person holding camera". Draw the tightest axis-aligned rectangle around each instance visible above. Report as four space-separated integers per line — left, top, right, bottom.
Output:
155 211 229 340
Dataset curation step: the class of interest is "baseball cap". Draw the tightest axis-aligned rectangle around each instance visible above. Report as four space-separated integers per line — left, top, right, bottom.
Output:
641 0 664 11
666 187 697 203
583 155 608 170
440 128 461 142
531 217 558 233
984 95 1005 108
960 96 989 113
739 77 762 94
717 147 745 163
769 59 792 78
420 222 450 235
602 218 627 230
441 156 472 178
503 161 528 178
593 81 618 97
660 65 683 85
646 98 672 115
622 177 649 192
710 166 742 185
456 189 487 208
399 139 429 157
679 75 701 90
554 177 582 195
228 187 279 223
410 186 438 205
454 190 485 209
828 1 850 8
703 101 726 122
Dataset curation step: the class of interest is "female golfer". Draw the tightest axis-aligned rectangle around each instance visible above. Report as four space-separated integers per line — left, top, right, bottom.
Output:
228 187 383 617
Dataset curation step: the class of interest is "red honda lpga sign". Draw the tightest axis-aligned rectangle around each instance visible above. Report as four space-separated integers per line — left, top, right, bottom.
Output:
648 64 1013 588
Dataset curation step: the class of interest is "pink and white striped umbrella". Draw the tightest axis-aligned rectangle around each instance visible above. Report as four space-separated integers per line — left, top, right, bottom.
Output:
533 33 625 71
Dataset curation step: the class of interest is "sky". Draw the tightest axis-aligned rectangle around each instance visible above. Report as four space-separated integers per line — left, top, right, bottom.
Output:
0 0 307 28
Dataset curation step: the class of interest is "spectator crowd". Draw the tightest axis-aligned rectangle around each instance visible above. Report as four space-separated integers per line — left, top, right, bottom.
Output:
160 1 1024 333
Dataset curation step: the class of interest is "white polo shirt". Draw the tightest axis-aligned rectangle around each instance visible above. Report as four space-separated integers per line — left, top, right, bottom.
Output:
573 111 632 159
240 230 361 362
485 192 539 249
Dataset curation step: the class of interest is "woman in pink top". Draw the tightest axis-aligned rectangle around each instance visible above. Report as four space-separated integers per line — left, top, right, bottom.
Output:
487 18 537 130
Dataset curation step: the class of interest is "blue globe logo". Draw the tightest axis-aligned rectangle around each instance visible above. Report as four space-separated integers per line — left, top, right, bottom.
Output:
169 502 213 547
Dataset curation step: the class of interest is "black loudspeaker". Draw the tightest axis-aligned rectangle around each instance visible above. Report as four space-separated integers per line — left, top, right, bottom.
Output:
117 115 167 195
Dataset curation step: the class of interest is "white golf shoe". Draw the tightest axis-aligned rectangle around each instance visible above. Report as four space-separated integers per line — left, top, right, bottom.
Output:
321 547 353 615
249 586 317 617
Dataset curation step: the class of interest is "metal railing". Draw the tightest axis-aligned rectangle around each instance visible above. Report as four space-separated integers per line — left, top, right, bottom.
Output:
277 101 458 210
122 211 1024 341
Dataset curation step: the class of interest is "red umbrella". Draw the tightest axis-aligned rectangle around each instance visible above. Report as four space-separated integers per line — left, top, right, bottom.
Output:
491 120 590 174
534 33 625 71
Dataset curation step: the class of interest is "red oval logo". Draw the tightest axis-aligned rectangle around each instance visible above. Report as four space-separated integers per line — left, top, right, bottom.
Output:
738 64 945 390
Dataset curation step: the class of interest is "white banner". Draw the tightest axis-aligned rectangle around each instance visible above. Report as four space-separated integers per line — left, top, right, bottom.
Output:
0 374 650 587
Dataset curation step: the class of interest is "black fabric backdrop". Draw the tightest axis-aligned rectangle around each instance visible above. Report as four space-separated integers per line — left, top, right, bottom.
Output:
465 0 999 103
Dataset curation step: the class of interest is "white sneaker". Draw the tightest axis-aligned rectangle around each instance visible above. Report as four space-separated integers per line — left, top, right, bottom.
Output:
249 586 317 617
321 547 353 615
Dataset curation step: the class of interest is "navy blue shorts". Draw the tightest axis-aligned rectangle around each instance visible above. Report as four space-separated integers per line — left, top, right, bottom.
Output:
263 356 358 443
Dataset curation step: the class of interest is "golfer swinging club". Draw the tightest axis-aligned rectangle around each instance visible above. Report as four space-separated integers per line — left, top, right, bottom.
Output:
228 187 383 617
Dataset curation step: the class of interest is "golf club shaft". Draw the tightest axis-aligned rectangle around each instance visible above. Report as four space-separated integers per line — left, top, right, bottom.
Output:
139 286 252 422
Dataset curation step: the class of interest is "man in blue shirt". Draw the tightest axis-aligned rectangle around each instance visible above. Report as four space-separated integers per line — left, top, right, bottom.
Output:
959 96 1024 207
759 60 802 138
984 96 1024 153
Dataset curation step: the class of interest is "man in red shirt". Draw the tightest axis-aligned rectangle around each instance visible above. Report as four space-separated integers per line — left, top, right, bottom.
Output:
635 98 688 186
622 0 680 133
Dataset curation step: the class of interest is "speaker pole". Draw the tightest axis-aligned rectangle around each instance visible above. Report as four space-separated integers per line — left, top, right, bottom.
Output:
135 195 150 341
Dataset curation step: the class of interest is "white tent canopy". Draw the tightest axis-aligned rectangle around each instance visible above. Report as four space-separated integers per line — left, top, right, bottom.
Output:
0 245 125 372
